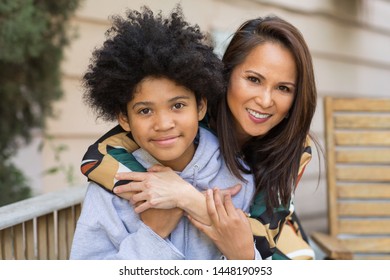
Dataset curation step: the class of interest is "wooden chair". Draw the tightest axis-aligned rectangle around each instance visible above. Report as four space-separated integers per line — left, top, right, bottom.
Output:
311 96 390 259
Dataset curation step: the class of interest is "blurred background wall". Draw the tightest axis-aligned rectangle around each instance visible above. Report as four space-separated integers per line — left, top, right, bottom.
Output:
11 0 390 234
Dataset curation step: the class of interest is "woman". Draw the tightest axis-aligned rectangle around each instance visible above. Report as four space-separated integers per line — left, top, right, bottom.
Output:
83 15 318 259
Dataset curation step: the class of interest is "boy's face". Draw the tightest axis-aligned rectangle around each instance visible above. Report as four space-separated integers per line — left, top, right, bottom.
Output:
119 77 207 171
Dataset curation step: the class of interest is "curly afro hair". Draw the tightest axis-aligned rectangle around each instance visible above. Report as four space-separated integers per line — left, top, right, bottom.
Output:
83 5 225 122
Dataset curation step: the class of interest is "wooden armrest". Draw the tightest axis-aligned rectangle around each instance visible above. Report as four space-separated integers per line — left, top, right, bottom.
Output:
311 232 353 260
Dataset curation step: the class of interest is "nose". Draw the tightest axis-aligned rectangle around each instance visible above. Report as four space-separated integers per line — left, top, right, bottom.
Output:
153 111 175 131
255 88 273 108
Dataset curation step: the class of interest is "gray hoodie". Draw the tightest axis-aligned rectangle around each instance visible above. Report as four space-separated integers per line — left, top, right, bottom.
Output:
70 127 258 259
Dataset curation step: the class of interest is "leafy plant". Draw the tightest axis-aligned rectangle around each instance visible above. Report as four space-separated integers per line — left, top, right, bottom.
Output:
0 0 81 206
41 135 77 186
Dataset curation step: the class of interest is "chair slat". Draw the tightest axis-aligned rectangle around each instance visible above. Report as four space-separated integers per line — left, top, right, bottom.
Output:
341 238 390 253
331 98 390 111
338 202 390 216
353 254 390 260
335 131 390 146
334 115 390 129
338 184 390 199
336 166 390 181
336 149 390 163
339 220 390 234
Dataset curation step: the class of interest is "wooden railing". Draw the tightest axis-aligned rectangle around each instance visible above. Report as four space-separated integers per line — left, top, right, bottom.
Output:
0 185 87 260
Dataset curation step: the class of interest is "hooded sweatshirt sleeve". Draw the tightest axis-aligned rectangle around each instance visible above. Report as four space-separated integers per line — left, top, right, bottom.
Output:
70 183 184 260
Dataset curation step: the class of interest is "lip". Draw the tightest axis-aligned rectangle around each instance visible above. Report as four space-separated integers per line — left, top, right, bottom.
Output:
151 135 179 146
246 108 271 124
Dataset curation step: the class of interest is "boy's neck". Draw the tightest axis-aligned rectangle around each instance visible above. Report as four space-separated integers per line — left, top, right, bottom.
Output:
157 143 196 172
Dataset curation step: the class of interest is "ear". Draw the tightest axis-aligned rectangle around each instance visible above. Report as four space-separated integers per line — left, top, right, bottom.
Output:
197 97 208 121
118 112 131 132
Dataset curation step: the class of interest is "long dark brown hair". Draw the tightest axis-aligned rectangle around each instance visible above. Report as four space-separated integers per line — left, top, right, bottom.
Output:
213 16 317 209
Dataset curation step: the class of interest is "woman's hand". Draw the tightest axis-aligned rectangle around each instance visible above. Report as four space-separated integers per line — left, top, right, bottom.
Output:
114 164 243 225
188 188 255 260
114 165 194 212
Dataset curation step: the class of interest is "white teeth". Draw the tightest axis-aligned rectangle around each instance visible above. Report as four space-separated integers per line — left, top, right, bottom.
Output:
247 108 270 119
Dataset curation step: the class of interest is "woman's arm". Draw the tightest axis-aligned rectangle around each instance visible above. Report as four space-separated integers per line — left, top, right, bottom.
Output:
114 165 243 225
114 165 212 224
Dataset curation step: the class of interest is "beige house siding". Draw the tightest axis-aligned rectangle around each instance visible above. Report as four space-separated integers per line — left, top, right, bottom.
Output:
13 0 390 234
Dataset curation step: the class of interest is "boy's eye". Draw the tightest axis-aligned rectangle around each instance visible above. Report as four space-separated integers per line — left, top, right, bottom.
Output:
139 108 152 115
172 103 185 110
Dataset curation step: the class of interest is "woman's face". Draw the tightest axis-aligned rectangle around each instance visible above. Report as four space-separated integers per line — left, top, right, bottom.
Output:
227 42 296 144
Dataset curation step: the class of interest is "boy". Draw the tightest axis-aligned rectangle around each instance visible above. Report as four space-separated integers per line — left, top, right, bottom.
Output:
70 6 256 260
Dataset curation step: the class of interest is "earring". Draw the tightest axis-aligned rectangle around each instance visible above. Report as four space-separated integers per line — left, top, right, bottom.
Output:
285 112 290 119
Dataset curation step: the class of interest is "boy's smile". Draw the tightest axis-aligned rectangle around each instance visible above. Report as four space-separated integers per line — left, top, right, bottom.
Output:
150 135 180 147
119 77 207 171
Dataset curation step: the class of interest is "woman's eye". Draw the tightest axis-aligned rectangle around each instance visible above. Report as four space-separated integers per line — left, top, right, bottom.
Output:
248 76 260 83
278 85 290 92
173 103 185 110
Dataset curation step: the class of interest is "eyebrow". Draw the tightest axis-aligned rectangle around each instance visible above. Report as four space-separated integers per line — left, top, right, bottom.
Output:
131 95 192 110
245 70 296 87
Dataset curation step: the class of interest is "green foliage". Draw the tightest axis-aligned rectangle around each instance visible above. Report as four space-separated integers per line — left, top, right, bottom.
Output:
0 0 81 206
41 135 76 186
0 161 31 207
